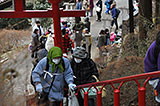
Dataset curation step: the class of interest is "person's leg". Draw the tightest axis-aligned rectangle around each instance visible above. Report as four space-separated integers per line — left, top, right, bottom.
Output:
87 11 89 16
97 12 101 21
107 38 110 45
91 8 93 17
105 8 109 14
111 19 114 28
115 18 118 30
88 44 91 58
99 11 102 21
96 12 99 21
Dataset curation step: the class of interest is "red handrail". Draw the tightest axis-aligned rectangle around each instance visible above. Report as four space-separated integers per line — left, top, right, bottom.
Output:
76 71 160 106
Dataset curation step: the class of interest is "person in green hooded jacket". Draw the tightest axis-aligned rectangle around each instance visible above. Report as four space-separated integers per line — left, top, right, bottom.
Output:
32 46 76 106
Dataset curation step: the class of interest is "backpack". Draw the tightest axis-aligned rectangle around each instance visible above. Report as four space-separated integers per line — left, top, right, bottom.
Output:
30 58 65 89
116 8 120 18
39 36 47 49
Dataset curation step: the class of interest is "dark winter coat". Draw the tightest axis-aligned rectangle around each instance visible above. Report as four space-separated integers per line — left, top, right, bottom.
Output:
96 0 102 12
97 35 107 48
111 7 118 18
70 57 99 85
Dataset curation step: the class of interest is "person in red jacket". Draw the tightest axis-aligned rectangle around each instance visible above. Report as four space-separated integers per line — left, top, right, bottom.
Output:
62 33 73 54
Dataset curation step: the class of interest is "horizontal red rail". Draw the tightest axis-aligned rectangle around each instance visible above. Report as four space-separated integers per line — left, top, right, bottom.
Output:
0 10 85 18
77 71 160 88
76 71 160 106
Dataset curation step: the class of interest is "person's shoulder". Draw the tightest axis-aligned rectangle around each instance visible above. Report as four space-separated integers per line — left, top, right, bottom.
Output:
32 33 37 37
62 57 70 63
41 57 47 62
146 41 156 52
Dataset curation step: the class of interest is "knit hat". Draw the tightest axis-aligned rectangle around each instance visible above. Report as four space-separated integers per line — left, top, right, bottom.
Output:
47 47 64 73
72 47 87 59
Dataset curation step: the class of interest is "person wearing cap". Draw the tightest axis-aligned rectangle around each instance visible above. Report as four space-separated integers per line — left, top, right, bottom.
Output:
70 47 99 106
32 47 76 106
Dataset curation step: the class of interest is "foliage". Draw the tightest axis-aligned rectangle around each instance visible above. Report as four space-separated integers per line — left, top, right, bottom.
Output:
0 2 33 30
0 18 31 30
34 0 53 30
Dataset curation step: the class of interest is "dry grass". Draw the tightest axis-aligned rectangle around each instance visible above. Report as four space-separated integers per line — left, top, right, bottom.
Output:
0 29 31 55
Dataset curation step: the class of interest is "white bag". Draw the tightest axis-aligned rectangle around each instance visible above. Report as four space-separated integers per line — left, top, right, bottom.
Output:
96 6 101 12
68 89 79 106
45 34 54 52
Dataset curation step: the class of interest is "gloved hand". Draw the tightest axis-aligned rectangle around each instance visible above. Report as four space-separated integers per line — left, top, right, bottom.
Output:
36 83 43 93
113 17 117 20
68 83 76 90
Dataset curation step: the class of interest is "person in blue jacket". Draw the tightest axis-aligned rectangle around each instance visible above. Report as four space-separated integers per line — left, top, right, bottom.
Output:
110 2 119 31
32 46 76 106
104 0 113 14
76 0 82 10
144 31 160 104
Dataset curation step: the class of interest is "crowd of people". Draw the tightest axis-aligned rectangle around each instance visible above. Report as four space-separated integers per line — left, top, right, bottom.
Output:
29 19 99 106
27 0 139 105
76 0 121 32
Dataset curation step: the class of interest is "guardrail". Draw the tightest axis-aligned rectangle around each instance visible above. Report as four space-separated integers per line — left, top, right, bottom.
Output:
75 71 160 106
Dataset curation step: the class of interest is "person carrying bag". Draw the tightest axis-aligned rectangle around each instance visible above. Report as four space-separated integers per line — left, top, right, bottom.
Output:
32 47 76 106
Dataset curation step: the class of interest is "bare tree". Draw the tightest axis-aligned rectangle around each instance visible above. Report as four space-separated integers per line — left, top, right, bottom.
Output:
155 0 160 24
139 0 152 39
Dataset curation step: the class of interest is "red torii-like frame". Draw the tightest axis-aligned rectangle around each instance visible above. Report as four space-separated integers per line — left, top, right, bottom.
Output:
0 0 85 48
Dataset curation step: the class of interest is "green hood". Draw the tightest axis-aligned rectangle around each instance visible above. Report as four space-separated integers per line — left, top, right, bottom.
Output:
47 47 64 73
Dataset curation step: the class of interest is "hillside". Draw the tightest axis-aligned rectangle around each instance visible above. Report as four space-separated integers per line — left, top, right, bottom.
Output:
0 24 160 106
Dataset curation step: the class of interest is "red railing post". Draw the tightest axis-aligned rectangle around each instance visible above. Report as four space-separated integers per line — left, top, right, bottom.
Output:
97 91 102 106
138 87 146 106
114 89 120 106
84 92 88 106
14 0 24 11
49 0 62 49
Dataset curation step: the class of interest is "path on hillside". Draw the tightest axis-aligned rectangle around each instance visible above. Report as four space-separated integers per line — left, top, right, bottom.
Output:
90 0 129 59
0 0 130 105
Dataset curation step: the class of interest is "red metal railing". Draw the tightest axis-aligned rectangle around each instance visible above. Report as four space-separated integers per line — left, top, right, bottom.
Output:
75 71 160 106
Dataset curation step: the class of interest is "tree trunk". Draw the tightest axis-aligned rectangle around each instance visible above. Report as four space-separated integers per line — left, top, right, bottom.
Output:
155 0 160 24
139 0 152 39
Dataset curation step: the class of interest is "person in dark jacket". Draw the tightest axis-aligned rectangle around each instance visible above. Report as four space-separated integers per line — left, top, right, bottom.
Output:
144 31 160 104
96 0 102 22
31 29 40 58
97 30 107 56
84 17 91 32
105 28 110 45
110 2 119 31
70 47 99 106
